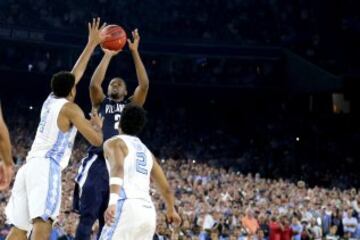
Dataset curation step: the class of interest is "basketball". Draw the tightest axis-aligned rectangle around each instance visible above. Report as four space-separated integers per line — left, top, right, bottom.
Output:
100 25 127 51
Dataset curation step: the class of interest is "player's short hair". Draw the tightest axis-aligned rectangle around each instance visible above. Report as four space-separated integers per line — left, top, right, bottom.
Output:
120 104 147 135
51 71 75 98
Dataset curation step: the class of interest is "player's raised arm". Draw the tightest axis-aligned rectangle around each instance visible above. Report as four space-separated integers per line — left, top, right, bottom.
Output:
103 138 127 224
90 49 121 109
151 157 181 226
61 102 103 146
128 29 149 106
0 103 13 190
71 18 107 85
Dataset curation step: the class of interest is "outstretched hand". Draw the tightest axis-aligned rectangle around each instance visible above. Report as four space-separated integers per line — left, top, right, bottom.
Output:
88 17 108 47
102 48 122 57
127 29 140 52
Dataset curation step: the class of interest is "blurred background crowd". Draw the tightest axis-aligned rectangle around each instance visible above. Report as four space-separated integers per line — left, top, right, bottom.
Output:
0 0 359 75
1 0 360 239
1 102 360 239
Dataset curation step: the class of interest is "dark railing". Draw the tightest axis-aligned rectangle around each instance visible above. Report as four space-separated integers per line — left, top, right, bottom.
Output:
0 25 281 59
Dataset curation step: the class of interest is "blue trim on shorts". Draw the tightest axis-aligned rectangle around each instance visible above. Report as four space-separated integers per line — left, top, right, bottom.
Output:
75 153 98 183
41 161 61 221
41 130 69 221
99 188 127 240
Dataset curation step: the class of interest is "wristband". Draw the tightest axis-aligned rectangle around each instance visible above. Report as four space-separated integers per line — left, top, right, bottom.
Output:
110 177 123 186
108 193 120 206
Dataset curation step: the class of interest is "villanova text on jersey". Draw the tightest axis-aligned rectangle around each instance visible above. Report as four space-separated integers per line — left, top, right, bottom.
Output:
89 98 128 153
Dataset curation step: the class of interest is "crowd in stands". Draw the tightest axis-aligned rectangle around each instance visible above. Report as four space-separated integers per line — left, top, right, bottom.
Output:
0 42 281 89
1 102 360 239
0 1 359 239
1 0 356 46
2 150 360 240
0 0 318 43
1 0 358 75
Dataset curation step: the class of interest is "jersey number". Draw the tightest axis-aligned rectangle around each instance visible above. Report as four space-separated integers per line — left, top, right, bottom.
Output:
114 114 121 130
136 152 148 175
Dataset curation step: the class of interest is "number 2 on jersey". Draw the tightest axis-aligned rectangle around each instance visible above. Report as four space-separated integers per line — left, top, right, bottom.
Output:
114 114 121 130
136 152 148 174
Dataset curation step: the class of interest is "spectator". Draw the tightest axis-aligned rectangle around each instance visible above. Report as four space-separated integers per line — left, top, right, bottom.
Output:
241 208 259 235
321 205 332 236
258 214 270 239
342 208 358 238
300 220 313 240
269 216 281 240
280 216 292 240
326 225 340 240
331 208 344 237
310 218 322 240
254 229 266 240
291 216 302 240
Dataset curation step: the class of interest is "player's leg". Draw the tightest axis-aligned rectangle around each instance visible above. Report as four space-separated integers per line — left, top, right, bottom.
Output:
97 181 110 238
26 159 62 240
5 165 31 240
31 218 52 240
5 227 27 240
75 155 109 240
73 154 98 213
73 154 99 239
75 209 98 240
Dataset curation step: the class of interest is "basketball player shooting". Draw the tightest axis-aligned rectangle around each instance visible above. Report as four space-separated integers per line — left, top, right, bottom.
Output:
0 103 13 191
5 18 107 240
73 29 150 239
99 105 181 240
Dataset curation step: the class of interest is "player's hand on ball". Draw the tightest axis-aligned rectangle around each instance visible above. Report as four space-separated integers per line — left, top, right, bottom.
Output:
88 17 108 46
0 162 13 190
127 29 140 52
102 48 122 57
166 208 181 227
104 205 116 225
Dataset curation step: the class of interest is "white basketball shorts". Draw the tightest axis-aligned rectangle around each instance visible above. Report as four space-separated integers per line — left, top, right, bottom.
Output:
99 198 156 240
5 158 62 231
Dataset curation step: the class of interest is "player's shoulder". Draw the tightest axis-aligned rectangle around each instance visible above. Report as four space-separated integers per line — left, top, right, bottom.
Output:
62 101 80 111
105 135 123 145
60 102 83 118
100 97 110 105
104 135 127 150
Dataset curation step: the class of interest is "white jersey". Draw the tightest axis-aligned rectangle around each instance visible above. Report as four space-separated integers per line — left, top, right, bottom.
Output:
26 94 77 170
100 134 156 240
111 135 153 202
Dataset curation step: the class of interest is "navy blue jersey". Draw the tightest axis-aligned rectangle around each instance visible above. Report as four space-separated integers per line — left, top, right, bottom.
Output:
88 97 129 154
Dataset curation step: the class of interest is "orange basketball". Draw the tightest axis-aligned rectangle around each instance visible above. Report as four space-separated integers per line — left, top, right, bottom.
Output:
100 25 127 51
